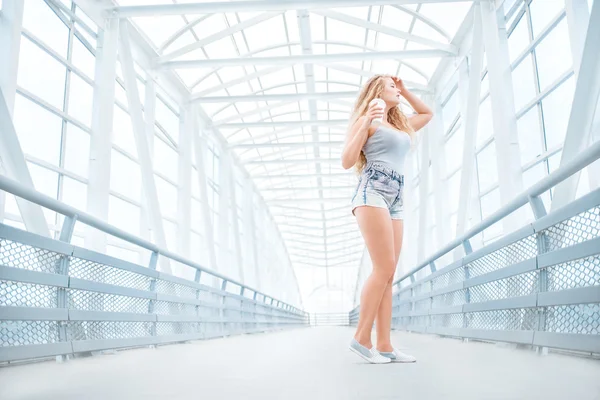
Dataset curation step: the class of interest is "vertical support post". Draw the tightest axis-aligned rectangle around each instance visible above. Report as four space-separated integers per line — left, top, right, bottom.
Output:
226 155 245 284
191 112 219 286
178 104 193 267
480 1 526 231
463 260 470 331
218 153 231 276
86 17 119 252
139 74 156 265
0 89 51 237
565 0 590 76
119 22 171 273
193 267 202 336
535 228 549 356
0 0 50 236
244 177 261 290
416 109 431 268
0 0 23 112
148 251 159 339
220 280 228 336
429 101 451 250
551 2 600 210
456 3 484 241
528 195 548 220
55 214 77 362
462 239 473 255
429 261 437 273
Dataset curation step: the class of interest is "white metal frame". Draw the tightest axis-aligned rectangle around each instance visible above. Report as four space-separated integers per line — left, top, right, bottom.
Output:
0 0 50 237
111 0 476 17
6 0 597 313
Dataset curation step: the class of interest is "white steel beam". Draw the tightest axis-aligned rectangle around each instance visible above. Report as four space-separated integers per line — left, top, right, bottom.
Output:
139 73 156 265
321 63 430 92
564 0 600 192
455 4 484 239
392 5 451 41
213 100 299 125
159 12 282 62
119 22 171 273
160 49 451 69
416 102 431 266
192 118 219 278
218 153 232 277
85 17 119 251
217 120 346 129
113 0 475 17
429 4 474 91
243 177 261 290
230 141 344 149
0 0 23 112
194 66 287 97
226 157 245 284
551 1 600 210
194 91 355 103
312 9 457 54
429 100 451 248
158 14 212 53
177 105 193 264
297 9 329 284
251 172 352 179
0 0 50 236
480 2 525 231
266 197 349 204
565 0 590 75
0 91 51 237
262 185 354 192
243 158 340 165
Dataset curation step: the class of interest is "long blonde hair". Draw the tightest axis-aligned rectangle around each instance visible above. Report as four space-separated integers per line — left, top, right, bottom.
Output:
350 74 415 173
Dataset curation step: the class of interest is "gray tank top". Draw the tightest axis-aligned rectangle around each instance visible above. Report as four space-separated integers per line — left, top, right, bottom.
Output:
363 124 411 175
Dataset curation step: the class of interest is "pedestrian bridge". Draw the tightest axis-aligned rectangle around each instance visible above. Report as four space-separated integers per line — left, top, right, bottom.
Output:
1 327 599 400
2 1 600 398
1 158 600 399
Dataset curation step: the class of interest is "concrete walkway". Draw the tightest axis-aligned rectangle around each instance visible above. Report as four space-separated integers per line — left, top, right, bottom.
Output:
1 327 599 399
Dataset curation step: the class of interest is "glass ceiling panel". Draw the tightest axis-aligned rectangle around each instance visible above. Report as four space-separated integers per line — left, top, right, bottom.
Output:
242 16 286 52
131 16 185 48
326 19 367 44
204 37 239 58
380 6 414 27
420 3 473 36
411 19 448 43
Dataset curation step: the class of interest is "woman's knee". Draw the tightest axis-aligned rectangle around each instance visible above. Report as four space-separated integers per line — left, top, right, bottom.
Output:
373 261 396 281
386 274 395 286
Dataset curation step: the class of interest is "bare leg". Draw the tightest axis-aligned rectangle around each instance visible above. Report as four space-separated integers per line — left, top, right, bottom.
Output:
352 206 396 348
376 220 404 353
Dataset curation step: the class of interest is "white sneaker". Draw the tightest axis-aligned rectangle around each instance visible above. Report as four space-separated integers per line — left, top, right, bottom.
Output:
379 348 416 363
349 339 391 364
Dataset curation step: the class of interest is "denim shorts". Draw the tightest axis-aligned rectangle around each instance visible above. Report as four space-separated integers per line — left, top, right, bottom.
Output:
351 162 405 220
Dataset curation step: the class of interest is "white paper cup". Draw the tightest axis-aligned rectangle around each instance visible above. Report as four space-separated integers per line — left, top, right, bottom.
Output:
369 98 385 123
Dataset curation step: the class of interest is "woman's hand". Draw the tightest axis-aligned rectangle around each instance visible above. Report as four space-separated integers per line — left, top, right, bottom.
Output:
394 76 433 132
341 102 383 169
392 76 407 94
361 101 385 129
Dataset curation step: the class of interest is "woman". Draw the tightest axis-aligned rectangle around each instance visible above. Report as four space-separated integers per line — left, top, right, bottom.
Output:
341 75 433 364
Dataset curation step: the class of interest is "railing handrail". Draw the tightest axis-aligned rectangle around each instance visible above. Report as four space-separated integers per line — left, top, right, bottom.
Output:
393 138 600 286
0 174 303 314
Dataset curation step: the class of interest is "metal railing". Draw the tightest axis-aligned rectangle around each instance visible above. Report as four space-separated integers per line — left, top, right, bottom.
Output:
0 176 309 363
351 140 600 354
309 312 350 326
